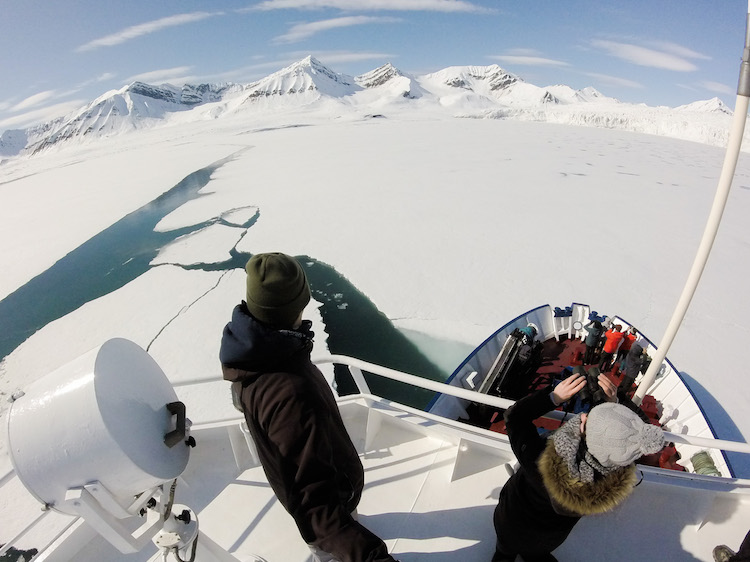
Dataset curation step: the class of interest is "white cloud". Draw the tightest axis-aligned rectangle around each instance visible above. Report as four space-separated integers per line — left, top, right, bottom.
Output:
584 72 643 89
45 74 119 101
504 48 543 57
275 16 399 43
5 82 115 117
305 50 394 65
75 12 222 52
72 72 118 92
700 81 733 95
0 100 85 130
125 67 196 85
490 55 569 67
650 41 711 61
250 0 491 13
592 39 699 72
11 90 57 112
676 83 698 93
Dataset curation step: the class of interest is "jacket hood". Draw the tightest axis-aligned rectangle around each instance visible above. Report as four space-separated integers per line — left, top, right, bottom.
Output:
628 343 643 357
538 439 637 516
220 303 314 379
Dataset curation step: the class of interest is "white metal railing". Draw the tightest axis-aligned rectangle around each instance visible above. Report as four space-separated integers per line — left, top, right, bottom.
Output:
0 508 61 560
313 354 750 456
0 467 16 488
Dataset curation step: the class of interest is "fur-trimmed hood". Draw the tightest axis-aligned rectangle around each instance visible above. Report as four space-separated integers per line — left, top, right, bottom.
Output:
538 439 637 516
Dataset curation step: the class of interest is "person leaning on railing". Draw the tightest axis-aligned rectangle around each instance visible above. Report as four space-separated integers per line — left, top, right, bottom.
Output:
491 372 664 562
220 253 398 562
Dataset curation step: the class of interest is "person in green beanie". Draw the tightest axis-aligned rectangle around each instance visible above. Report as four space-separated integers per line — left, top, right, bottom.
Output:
220 253 396 562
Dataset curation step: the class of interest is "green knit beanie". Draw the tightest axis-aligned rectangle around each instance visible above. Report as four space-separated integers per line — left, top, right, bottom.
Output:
245 253 311 328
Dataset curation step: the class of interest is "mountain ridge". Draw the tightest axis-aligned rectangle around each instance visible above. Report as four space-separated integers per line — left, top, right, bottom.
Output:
0 56 736 158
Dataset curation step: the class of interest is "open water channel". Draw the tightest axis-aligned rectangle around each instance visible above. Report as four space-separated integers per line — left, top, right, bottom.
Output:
0 153 467 409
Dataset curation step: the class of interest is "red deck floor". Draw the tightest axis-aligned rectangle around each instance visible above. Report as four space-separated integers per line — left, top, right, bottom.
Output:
476 334 682 470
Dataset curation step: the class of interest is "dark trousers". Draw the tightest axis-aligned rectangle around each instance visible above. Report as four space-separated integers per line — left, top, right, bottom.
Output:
583 344 597 364
615 349 628 365
492 542 558 562
618 374 636 394
598 351 614 372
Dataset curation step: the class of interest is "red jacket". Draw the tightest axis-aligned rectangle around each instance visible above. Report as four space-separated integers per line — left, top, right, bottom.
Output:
620 333 636 353
602 330 625 353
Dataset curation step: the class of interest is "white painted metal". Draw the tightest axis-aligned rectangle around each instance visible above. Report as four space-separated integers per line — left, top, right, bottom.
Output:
4 360 750 560
6 338 190 515
315 354 515 411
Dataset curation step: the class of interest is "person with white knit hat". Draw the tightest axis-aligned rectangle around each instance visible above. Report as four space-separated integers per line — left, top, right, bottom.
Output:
492 371 665 562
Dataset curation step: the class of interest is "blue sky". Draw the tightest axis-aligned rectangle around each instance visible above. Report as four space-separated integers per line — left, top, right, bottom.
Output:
1 0 747 131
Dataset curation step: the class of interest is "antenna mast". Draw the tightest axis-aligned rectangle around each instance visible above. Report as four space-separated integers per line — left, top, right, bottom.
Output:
634 4 750 403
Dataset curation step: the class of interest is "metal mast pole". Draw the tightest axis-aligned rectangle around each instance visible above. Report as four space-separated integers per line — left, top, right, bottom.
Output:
634 4 750 404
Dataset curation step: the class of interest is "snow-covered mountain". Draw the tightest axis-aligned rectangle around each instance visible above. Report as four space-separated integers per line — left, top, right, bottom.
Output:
242 55 355 101
0 56 737 158
18 81 242 155
420 64 554 106
675 97 733 115
545 85 609 104
355 62 403 89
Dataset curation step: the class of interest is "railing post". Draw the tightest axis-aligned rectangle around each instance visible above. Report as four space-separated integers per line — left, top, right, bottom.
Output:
349 366 371 394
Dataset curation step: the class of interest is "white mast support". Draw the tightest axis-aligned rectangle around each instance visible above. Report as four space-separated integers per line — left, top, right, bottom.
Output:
634 11 750 404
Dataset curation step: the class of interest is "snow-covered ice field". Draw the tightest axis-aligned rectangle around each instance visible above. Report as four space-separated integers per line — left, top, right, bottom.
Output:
1 110 749 476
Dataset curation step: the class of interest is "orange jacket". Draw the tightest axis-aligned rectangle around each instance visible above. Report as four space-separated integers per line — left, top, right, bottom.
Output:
602 329 625 353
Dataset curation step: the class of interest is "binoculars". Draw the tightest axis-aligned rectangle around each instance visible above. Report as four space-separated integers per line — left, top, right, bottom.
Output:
571 366 607 407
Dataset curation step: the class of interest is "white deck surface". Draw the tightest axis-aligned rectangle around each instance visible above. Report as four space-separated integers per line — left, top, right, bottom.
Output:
190 397 514 562
4 394 750 561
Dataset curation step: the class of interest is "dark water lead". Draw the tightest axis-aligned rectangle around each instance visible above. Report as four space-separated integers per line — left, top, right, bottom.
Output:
0 151 446 410
301 256 446 409
197 248 447 409
0 149 248 362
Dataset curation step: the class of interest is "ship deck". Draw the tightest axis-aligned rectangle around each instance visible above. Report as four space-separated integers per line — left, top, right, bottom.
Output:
6 393 748 562
459 333 680 471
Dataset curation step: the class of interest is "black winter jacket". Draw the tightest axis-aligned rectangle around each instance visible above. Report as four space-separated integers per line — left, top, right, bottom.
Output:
220 303 394 562
493 388 636 556
623 343 646 380
584 321 603 347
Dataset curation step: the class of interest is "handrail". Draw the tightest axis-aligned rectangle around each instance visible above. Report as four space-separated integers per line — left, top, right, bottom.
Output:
313 354 515 410
0 467 16 488
313 354 750 455
0 508 51 557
